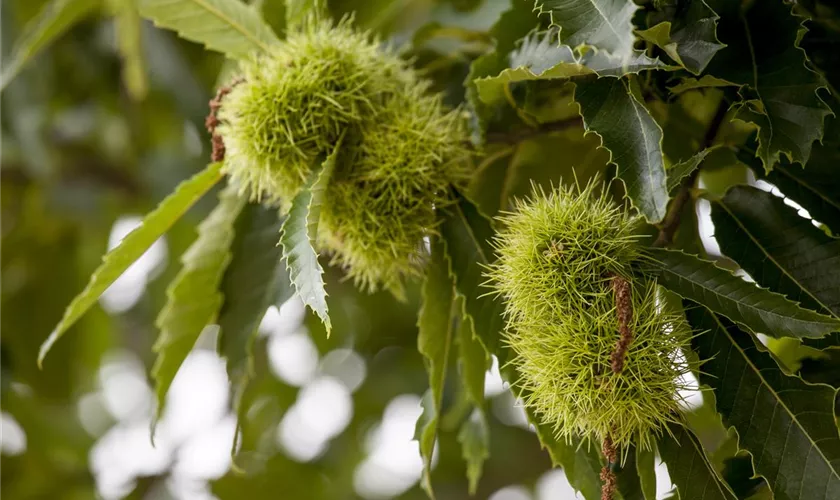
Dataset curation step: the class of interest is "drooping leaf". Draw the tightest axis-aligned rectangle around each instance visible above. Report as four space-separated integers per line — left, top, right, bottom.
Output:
285 0 324 29
645 248 840 340
704 0 831 170
456 309 489 494
688 307 840 500
474 30 668 108
658 422 737 500
574 77 669 223
666 146 721 193
458 409 490 496
712 185 840 319
636 0 724 75
457 308 488 409
108 0 148 99
439 191 504 355
152 183 246 420
0 0 100 91
532 0 638 59
217 202 289 421
636 446 657 500
416 235 456 498
39 162 224 366
138 0 280 60
756 117 840 235
616 446 644 500
414 389 438 498
279 140 342 334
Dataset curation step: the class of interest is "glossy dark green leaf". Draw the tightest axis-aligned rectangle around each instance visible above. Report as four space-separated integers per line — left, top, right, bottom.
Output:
636 446 656 500
533 0 638 59
574 77 668 223
688 307 840 500
757 117 840 235
217 202 289 419
153 183 246 420
440 192 504 354
712 185 840 319
637 0 724 75
39 163 224 366
658 422 737 500
645 248 840 339
704 0 831 169
279 140 342 334
417 236 456 497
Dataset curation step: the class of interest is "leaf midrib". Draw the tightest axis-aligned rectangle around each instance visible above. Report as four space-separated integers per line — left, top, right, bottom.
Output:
159 0 272 53
716 200 836 318
711 312 840 487
662 258 836 331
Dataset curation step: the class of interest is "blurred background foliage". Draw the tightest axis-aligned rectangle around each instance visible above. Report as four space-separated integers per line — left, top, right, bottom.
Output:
2 0 839 499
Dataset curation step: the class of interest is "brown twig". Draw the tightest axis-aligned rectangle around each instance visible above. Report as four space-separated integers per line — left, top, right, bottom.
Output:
485 117 582 144
609 274 633 374
205 79 243 162
600 434 618 500
654 100 730 247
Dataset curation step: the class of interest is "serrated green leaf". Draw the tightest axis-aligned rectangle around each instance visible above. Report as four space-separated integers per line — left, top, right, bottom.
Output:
645 248 840 339
532 0 638 59
39 162 224 366
458 409 490 496
688 307 840 500
668 75 732 95
574 77 668 223
712 185 840 319
666 146 720 193
414 389 438 498
217 202 289 425
108 0 148 99
658 422 737 500
704 0 831 170
457 307 488 409
756 117 840 235
152 183 246 420
616 446 644 500
474 30 668 108
0 0 99 91
285 0 324 29
138 0 280 60
417 236 456 498
439 191 504 355
636 446 656 500
456 305 490 495
636 0 724 75
279 140 342 334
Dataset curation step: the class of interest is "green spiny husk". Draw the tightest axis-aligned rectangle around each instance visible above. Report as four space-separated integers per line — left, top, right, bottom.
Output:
487 181 696 450
217 19 470 296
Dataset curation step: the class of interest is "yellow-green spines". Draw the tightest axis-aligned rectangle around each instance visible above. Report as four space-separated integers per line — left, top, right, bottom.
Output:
217 19 470 296
486 182 694 450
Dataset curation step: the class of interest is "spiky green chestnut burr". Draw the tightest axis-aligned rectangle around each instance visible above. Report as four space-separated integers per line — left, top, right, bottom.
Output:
486 182 694 450
216 19 470 295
